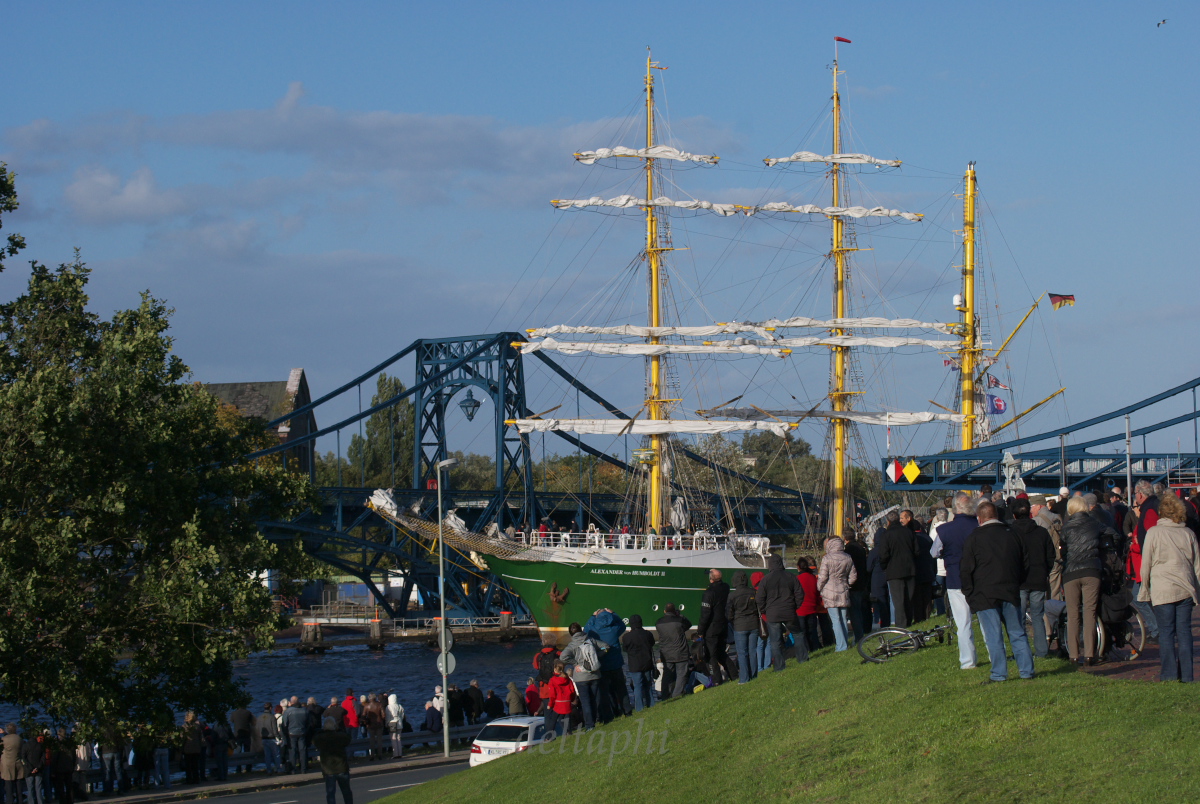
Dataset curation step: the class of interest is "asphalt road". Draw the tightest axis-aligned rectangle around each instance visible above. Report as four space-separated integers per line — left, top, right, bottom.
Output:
221 761 468 804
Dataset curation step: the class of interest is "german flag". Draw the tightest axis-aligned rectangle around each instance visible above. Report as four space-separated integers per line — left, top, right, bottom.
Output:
1049 293 1075 310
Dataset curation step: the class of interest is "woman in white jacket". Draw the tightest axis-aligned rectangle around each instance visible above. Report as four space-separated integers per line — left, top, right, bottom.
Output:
386 695 406 759
1138 492 1200 683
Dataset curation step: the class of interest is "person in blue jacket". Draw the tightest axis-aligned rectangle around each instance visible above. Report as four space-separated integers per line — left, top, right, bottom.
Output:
585 608 629 723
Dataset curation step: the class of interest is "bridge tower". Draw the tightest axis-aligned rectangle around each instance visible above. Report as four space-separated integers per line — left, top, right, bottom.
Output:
411 334 538 530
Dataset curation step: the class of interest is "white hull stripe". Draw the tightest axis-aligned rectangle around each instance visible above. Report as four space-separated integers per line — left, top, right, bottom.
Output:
501 574 547 583
576 582 705 591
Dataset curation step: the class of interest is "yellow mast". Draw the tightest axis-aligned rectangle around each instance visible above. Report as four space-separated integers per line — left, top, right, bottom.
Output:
644 53 666 533
829 56 850 534
958 163 979 449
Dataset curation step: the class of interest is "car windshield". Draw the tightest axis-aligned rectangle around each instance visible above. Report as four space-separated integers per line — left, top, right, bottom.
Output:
476 725 530 743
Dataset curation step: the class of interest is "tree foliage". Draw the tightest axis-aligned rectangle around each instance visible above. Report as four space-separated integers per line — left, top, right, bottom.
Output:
0 238 314 732
314 372 414 489
0 163 25 271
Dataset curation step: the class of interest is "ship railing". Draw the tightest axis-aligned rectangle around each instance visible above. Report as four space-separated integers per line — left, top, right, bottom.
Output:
513 531 754 551
388 615 533 634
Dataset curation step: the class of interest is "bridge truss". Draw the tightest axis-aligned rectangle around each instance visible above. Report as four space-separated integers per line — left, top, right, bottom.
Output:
882 376 1200 494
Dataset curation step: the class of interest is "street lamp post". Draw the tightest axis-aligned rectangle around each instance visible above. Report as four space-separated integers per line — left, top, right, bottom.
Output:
436 456 457 757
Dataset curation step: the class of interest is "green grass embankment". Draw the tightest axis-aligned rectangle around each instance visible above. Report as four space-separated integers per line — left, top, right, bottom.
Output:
389 622 1198 802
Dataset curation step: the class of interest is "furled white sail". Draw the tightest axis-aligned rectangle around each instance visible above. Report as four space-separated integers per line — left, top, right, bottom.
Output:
750 335 956 349
574 146 719 165
704 407 966 425
764 151 902 168
759 317 955 335
513 418 795 437
551 196 921 221
519 337 790 358
527 323 775 339
751 202 922 222
552 195 740 216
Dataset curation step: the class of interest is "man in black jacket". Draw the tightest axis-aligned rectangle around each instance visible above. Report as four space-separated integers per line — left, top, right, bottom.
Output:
1010 497 1056 657
843 534 871 642
876 511 918 627
961 501 1035 682
620 614 657 710
755 554 806 671
697 569 733 685
653 604 692 699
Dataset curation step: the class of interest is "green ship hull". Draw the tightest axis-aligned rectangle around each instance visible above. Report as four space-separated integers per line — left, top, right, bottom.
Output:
484 549 767 643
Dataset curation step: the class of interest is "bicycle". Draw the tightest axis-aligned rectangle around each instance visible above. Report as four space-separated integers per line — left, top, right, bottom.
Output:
857 618 955 663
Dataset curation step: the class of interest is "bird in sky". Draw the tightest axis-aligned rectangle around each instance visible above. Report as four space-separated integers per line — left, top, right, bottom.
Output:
1157 19 1168 27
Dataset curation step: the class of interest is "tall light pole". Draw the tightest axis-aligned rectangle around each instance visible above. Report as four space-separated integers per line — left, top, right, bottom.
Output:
436 456 457 757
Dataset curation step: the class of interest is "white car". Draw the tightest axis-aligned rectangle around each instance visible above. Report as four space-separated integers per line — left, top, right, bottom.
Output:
468 716 547 766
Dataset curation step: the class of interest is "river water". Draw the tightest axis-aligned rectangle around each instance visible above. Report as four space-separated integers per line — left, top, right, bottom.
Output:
0 640 539 726
232 639 539 715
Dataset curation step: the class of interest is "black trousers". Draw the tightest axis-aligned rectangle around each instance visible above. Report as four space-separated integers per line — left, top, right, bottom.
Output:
705 631 734 684
911 581 934 624
887 577 917 627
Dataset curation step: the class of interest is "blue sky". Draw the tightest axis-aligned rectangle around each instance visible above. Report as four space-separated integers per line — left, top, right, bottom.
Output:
4 1 1198 464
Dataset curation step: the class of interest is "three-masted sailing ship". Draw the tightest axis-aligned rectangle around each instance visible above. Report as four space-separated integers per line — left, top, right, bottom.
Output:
371 46 1022 639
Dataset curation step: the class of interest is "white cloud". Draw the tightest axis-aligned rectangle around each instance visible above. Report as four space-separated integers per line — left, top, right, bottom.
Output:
63 166 187 224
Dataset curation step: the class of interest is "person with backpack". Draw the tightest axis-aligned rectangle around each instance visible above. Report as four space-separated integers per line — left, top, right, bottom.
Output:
654 603 693 699
542 662 577 738
559 623 607 731
505 683 526 717
726 570 761 682
311 719 353 804
385 695 405 759
620 615 656 710
531 642 560 714
584 608 629 721
362 694 386 760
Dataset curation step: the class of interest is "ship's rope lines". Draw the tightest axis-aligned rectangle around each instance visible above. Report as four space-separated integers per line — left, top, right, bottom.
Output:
520 199 623 329
978 191 1071 431
484 107 642 332
686 147 827 301
767 98 833 170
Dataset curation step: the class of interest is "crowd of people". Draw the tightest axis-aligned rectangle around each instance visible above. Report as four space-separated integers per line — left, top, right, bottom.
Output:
0 683 514 804
3 482 1195 803
868 480 1200 683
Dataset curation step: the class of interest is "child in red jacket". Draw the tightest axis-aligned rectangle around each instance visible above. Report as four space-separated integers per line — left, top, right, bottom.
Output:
544 662 576 738
796 557 827 651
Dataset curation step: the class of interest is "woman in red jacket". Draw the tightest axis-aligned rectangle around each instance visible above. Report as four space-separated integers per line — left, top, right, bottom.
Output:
796 557 827 651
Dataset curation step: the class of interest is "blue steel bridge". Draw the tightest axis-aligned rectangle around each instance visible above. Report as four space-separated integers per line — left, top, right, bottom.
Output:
881 376 1200 494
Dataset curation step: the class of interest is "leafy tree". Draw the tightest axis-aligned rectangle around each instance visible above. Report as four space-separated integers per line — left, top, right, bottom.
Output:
0 198 313 732
447 450 496 490
345 372 415 489
313 449 353 487
0 163 25 270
